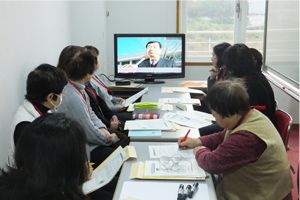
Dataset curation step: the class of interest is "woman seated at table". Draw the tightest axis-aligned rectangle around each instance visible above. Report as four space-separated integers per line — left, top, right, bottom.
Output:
0 113 115 200
178 80 293 200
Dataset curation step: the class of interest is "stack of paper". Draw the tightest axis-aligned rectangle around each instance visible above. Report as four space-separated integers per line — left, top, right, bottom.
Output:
173 88 205 94
129 161 206 180
128 130 162 139
124 119 178 131
158 98 200 105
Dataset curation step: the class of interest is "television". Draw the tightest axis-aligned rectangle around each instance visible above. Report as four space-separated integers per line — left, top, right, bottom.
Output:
114 33 185 84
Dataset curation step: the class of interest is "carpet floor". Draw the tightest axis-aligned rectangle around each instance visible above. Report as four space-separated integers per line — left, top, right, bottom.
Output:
286 126 299 200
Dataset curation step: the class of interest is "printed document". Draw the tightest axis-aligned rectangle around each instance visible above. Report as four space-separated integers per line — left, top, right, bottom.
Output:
163 112 212 128
148 145 195 158
144 159 205 177
124 119 175 130
159 98 200 105
122 87 148 107
83 146 136 194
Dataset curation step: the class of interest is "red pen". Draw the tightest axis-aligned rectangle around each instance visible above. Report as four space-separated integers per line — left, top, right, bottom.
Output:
179 129 191 149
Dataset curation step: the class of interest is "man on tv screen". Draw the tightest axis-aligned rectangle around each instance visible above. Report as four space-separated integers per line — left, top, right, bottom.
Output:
138 41 177 68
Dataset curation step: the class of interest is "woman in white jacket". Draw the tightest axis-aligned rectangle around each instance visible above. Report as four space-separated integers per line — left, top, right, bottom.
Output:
7 64 68 167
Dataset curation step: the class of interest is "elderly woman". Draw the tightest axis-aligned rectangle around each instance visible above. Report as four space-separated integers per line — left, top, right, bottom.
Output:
178 80 293 200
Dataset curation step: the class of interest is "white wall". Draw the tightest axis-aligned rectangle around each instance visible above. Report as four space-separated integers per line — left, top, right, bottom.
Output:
70 1 108 75
0 1 72 167
0 0 298 168
106 0 178 76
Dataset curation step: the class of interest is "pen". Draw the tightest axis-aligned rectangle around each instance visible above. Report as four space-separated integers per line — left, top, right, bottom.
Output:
209 69 219 72
182 129 191 142
89 162 95 166
183 185 192 199
179 129 191 149
188 182 199 198
177 184 184 200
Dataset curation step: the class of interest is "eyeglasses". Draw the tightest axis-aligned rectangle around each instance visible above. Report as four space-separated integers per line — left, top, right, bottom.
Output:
158 154 193 173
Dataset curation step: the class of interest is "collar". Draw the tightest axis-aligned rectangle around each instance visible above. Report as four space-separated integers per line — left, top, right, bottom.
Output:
31 102 50 115
150 57 160 62
69 80 85 90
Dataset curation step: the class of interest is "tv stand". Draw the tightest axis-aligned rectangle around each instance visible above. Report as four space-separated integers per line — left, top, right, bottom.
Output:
134 79 165 84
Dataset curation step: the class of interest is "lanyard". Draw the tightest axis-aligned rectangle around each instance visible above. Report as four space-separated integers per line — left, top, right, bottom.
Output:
86 87 98 103
234 105 266 129
235 108 252 128
69 80 92 120
92 76 114 95
32 103 43 116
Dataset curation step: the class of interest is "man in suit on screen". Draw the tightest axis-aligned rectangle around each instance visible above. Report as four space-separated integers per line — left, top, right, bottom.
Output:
138 41 177 68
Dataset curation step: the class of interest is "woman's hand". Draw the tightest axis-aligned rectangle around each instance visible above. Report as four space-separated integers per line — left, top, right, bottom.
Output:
209 67 220 80
177 137 202 150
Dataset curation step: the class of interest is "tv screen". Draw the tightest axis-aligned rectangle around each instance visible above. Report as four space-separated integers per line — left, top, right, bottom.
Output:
114 33 185 84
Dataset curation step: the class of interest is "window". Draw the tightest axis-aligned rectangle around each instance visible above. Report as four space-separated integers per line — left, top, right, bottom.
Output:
263 0 299 100
179 0 266 63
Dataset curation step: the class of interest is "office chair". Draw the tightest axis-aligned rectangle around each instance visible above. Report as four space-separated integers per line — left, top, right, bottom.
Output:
273 109 293 150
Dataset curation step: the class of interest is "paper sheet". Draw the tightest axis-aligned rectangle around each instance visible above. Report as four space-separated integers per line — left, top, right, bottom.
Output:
163 112 212 128
181 81 207 87
173 87 205 94
83 146 136 194
124 119 176 130
119 181 209 200
176 110 215 121
158 98 200 105
161 87 189 93
129 162 206 180
144 159 205 177
148 145 195 158
123 87 149 107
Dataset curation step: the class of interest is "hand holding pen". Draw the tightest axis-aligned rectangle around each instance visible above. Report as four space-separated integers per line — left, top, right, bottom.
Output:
178 129 191 149
178 130 203 150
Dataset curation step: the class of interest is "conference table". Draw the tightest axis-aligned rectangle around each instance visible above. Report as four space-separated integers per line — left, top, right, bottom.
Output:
110 80 217 200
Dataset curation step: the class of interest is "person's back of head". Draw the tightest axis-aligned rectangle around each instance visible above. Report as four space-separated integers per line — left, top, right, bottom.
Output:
204 79 250 118
57 45 86 72
85 45 99 56
25 64 68 105
66 51 97 81
223 43 255 78
12 113 89 199
249 48 263 73
213 42 231 68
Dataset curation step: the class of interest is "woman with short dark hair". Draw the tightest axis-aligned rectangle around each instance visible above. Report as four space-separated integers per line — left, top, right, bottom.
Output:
8 64 68 167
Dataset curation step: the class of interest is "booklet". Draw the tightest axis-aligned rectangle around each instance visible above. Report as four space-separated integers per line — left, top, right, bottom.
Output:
82 146 137 194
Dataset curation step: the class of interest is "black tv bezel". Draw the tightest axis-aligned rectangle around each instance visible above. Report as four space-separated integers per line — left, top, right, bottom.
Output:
114 33 185 83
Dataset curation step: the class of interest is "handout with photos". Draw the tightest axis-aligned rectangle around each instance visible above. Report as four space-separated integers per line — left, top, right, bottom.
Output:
148 145 194 158
144 159 206 178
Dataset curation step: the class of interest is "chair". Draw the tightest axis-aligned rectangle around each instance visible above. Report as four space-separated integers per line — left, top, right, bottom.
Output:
273 109 293 150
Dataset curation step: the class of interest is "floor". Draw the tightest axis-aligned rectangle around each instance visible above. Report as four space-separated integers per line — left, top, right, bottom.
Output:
286 125 299 200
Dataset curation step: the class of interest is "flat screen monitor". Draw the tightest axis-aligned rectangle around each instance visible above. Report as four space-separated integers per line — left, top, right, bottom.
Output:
114 33 185 84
